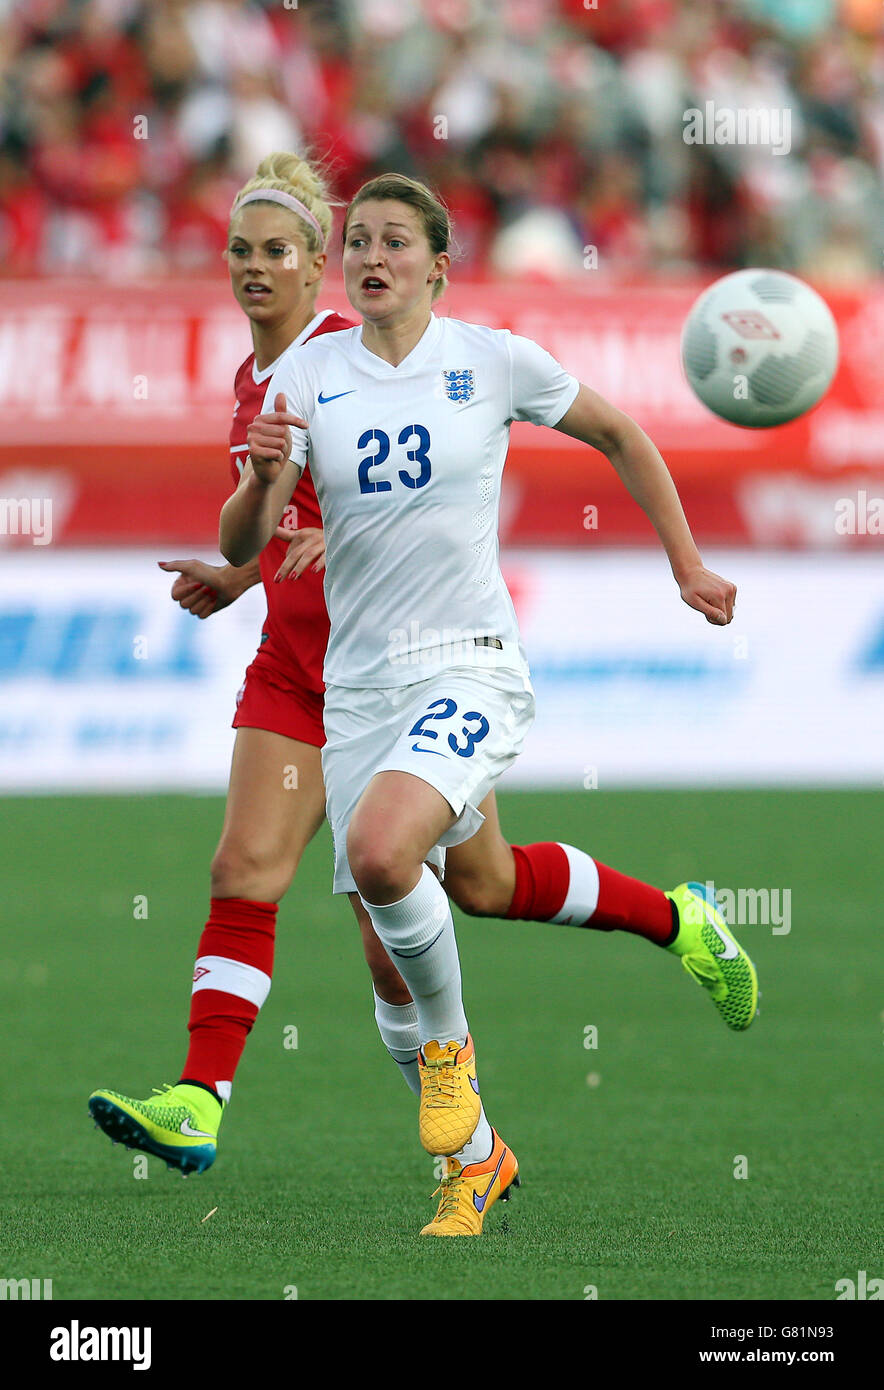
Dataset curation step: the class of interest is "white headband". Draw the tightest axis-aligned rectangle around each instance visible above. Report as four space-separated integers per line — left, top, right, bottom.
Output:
234 188 325 245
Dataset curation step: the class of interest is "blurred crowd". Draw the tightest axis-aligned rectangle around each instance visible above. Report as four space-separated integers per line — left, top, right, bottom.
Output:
0 0 882 281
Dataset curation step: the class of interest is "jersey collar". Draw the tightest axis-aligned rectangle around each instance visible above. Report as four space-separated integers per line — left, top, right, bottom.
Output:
251 309 336 384
354 312 442 378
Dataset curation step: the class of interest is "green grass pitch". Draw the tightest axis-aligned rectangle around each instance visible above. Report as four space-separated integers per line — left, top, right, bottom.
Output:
1 789 880 1301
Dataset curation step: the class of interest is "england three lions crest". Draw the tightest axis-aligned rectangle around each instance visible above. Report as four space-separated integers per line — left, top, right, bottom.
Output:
442 369 475 402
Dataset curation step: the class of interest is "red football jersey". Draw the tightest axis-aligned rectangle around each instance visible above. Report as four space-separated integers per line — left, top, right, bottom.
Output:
228 309 353 695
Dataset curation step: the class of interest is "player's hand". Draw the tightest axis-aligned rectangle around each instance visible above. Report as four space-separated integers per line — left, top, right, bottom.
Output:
678 566 736 625
247 392 307 484
273 526 327 582
158 559 239 619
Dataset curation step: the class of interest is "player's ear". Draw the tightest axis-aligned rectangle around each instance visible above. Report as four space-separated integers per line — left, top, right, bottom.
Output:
306 252 327 286
428 251 450 284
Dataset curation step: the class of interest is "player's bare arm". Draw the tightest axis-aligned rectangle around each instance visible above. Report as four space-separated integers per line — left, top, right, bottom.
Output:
158 556 262 619
166 458 306 614
554 383 736 626
220 392 306 565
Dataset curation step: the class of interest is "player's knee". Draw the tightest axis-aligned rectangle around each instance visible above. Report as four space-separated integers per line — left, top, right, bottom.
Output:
347 829 411 904
210 838 293 903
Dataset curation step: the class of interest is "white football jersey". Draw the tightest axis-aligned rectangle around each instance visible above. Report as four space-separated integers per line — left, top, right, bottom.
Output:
263 314 579 688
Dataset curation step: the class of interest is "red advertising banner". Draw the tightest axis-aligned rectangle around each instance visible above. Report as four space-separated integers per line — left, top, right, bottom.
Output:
0 278 881 548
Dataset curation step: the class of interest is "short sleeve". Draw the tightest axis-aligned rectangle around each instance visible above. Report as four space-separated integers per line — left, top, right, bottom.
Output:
262 357 310 474
507 332 580 427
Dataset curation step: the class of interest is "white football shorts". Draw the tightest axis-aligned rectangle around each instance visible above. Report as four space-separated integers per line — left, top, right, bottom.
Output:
322 663 535 894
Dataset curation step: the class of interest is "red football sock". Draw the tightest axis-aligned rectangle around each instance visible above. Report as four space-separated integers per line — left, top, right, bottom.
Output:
181 897 277 1097
593 863 676 945
506 842 571 920
505 842 676 946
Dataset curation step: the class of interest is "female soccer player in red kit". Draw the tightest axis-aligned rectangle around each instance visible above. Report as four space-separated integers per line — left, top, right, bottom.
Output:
89 157 757 1236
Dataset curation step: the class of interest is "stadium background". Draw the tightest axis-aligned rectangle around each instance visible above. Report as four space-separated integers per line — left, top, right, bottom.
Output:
1 0 882 1305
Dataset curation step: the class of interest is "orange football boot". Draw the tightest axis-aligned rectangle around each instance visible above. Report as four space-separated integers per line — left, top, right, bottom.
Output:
418 1035 481 1155
421 1129 520 1236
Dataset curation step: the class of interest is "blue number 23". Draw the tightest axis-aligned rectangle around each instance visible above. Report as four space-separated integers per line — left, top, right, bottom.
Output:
409 698 490 759
357 425 431 494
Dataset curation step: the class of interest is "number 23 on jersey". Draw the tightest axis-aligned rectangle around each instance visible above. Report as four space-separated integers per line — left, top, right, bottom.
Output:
357 425 431 494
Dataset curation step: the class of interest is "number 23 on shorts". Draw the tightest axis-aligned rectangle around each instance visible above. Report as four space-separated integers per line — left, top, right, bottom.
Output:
408 698 490 758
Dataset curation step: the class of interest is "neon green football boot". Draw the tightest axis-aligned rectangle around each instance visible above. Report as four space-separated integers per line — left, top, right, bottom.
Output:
665 882 759 1031
88 1082 223 1175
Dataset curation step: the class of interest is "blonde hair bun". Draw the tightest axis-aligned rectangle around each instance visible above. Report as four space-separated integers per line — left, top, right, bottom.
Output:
231 152 335 253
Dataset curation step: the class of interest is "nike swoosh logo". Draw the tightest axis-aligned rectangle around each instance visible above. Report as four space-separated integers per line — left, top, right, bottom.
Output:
317 390 356 404
392 927 444 959
180 1119 214 1138
473 1148 507 1213
701 901 739 960
411 743 447 756
469 1075 480 1094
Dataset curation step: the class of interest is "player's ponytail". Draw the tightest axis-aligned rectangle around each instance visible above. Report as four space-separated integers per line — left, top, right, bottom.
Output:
343 174 453 301
231 152 336 254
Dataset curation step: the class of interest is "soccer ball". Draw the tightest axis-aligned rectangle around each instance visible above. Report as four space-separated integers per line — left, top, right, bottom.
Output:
680 268 839 428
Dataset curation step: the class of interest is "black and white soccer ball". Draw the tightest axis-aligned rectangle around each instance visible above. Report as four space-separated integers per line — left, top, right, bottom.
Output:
681 269 839 427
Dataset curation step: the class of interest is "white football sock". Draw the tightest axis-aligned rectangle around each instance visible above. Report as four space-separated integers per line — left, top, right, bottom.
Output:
361 864 469 1048
451 1105 494 1167
372 988 421 1097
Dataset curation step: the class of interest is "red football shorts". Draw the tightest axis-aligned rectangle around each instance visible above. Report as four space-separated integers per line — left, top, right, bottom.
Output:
232 660 325 748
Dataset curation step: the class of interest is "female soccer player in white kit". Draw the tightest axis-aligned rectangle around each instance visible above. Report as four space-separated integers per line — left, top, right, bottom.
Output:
222 174 755 1236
